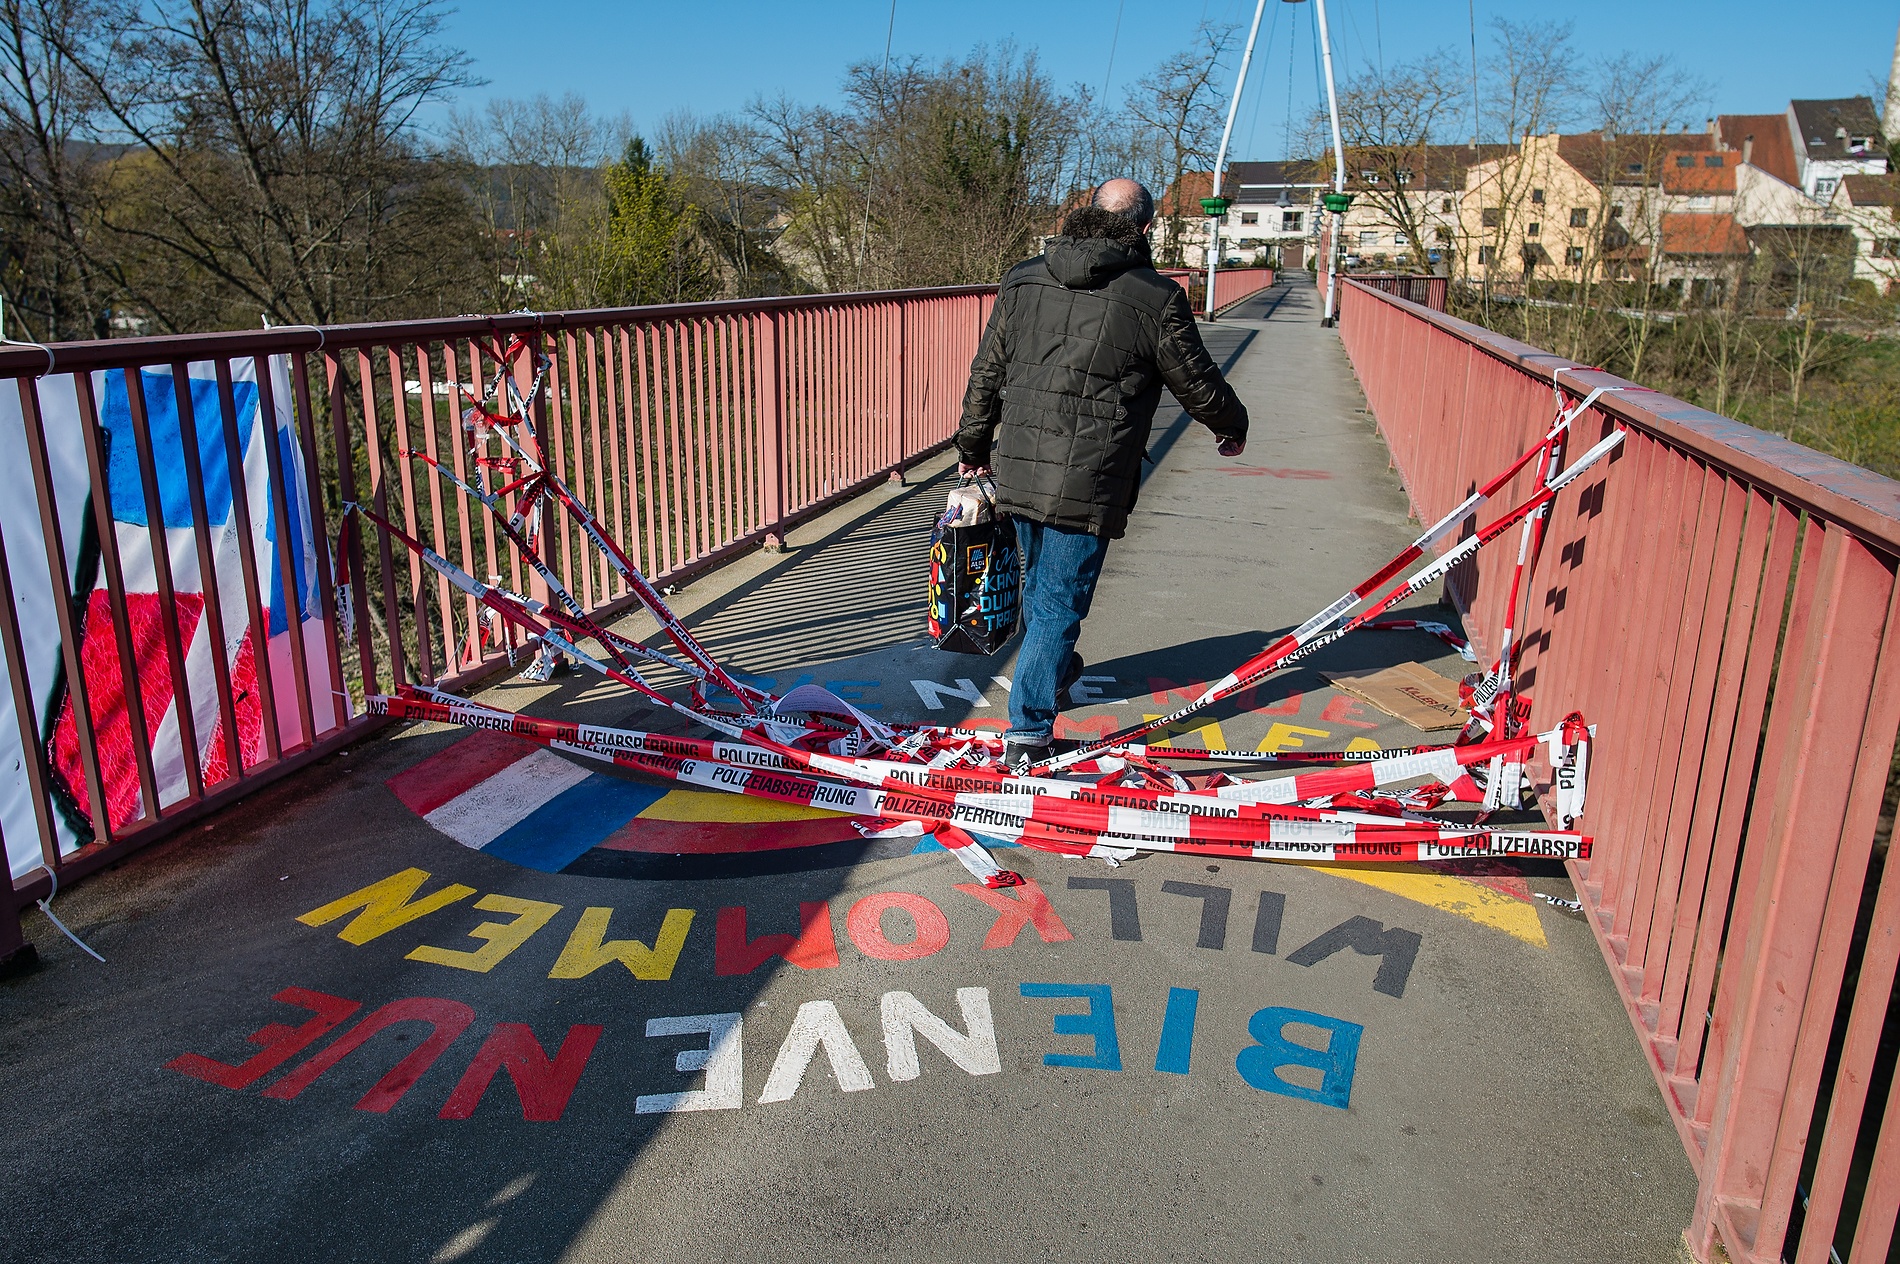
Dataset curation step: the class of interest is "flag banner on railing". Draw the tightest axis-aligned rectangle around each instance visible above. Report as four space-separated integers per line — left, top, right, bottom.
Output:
0 358 341 882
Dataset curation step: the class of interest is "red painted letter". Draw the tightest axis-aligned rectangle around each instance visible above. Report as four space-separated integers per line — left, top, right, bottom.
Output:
262 997 476 1112
166 987 361 1090
846 892 951 961
714 902 839 975
953 878 1074 948
438 1022 604 1122
1320 696 1379 729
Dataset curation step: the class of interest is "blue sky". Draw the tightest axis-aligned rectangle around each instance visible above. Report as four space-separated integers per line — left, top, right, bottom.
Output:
429 1 1898 159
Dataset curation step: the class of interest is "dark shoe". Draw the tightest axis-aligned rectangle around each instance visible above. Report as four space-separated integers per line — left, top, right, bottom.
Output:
1058 651 1085 696
1003 737 1080 774
1003 738 1050 774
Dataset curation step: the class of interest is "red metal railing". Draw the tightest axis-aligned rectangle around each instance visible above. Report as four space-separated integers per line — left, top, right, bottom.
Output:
1351 273 1449 312
0 285 994 961
1337 278 1900 1264
1157 268 1277 314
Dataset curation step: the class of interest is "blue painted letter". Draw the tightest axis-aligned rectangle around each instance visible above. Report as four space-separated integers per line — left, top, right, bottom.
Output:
1154 987 1199 1075
1235 1006 1363 1108
1020 983 1122 1071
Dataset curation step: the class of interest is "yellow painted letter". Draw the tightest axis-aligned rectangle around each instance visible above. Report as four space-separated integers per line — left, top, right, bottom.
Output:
1257 723 1332 754
297 868 475 946
407 894 563 973
549 907 696 981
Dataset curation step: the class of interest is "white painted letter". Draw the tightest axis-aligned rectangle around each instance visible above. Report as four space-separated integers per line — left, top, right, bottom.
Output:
757 999 875 1103
635 1012 743 1113
911 678 991 710
1069 675 1126 705
881 987 1000 1081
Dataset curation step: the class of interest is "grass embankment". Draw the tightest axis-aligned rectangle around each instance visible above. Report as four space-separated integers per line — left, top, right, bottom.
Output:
1447 290 1900 482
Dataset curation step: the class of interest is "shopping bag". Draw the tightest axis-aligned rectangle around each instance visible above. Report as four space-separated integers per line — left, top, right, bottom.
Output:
927 477 1020 655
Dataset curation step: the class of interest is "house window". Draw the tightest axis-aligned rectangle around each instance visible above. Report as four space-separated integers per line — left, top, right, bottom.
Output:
1569 207 1589 227
1240 212 1258 225
1690 195 1712 211
1281 211 1303 231
1704 155 1724 167
1394 232 1410 247
1481 207 1501 227
1815 177 1839 199
1435 226 1453 243
1610 203 1625 219
1397 169 1414 184
1441 198 1453 213
1527 222 1541 237
1358 230 1380 247
1851 136 1873 152
1565 246 1585 264
1874 238 1900 258
1676 155 1695 168
1361 170 1380 182
1478 245 1494 264
1626 162 1643 174
1531 188 1545 204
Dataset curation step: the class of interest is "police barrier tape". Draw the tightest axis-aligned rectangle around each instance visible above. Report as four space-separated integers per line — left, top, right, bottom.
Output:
347 338 1613 877
1032 427 1626 773
367 692 1591 866
379 685 1586 826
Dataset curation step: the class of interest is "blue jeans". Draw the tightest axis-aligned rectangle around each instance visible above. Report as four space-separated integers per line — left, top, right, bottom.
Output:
1007 519 1111 745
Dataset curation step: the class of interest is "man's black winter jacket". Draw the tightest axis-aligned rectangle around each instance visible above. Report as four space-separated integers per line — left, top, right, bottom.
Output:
956 232 1248 539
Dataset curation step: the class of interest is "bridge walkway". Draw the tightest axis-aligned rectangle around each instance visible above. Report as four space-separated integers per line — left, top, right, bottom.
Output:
0 276 1697 1264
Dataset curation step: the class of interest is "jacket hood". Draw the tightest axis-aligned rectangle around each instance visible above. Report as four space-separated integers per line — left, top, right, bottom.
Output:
1044 234 1151 288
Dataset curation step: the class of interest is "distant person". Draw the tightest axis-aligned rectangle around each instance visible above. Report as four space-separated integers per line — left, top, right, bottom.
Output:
957 177 1249 771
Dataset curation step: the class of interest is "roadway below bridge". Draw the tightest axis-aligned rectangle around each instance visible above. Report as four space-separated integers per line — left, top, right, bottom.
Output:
0 275 1696 1263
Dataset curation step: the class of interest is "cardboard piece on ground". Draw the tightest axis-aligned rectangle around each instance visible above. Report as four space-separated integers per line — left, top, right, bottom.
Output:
1322 661 1469 731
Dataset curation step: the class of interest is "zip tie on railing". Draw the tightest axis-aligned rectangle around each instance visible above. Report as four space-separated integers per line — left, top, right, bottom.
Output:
270 324 326 353
0 336 56 379
29 866 104 963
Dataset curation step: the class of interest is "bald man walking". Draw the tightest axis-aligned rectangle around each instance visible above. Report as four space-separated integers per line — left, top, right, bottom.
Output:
958 178 1249 771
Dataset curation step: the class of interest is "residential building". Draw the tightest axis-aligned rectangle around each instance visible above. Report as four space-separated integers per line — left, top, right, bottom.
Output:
1154 164 1324 269
1333 145 1497 273
1653 212 1751 303
1222 161 1326 269
1459 130 1709 288
1152 170 1215 268
1716 112 1826 232
1828 174 1900 291
1786 98 1889 201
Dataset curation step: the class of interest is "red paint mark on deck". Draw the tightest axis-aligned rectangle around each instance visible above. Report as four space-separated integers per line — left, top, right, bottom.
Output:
386 730 539 816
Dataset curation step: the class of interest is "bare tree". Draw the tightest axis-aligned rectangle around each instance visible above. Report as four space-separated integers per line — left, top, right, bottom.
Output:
0 0 114 339
744 92 863 292
1567 53 1709 372
53 0 478 330
1465 18 1577 318
748 45 1088 291
1125 21 1234 268
448 92 631 311
1751 224 1860 409
1331 55 1465 270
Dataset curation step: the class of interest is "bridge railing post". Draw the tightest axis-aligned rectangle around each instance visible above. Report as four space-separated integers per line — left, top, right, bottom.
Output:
889 300 908 484
757 308 787 551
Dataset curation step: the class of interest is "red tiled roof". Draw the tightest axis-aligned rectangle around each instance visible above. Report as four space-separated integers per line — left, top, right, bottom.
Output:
1661 151 1737 195
1715 114 1801 187
1159 171 1214 217
1660 212 1749 256
1557 132 1712 183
